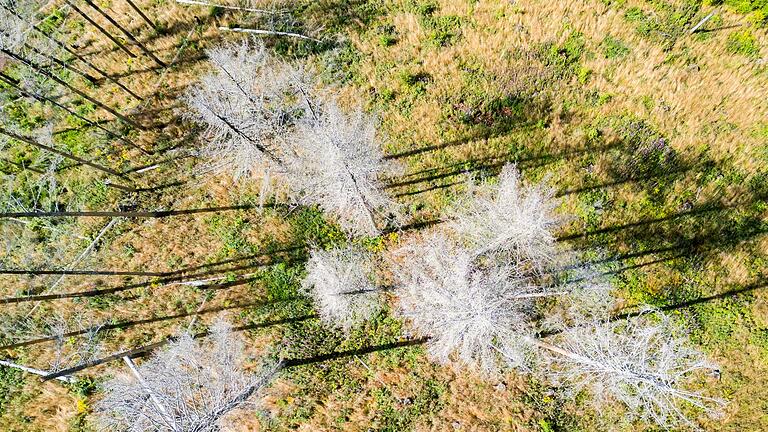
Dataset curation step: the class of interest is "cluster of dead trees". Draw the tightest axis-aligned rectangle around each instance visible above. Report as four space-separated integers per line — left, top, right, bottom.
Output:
300 164 725 430
185 39 399 236
84 41 729 431
0 13 728 431
0 0 155 137
0 0 169 295
88 161 725 431
0 0 166 202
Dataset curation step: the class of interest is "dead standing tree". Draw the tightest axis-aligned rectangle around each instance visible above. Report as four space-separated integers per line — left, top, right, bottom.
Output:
301 245 382 332
389 163 725 428
185 41 301 184
0 39 145 129
542 310 725 429
286 98 400 236
447 163 561 272
391 235 725 427
96 318 282 432
390 234 544 374
186 41 398 233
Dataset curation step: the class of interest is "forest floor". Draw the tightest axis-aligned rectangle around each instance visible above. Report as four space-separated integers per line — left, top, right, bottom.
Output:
0 0 767 430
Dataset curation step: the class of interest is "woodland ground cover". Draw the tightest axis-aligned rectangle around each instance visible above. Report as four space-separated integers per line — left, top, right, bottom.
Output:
0 0 766 430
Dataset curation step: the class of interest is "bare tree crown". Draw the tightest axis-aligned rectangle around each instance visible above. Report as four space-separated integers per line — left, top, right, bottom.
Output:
547 310 724 429
185 40 308 183
286 98 399 236
0 0 33 51
96 318 281 432
391 234 545 375
448 164 561 271
302 245 381 332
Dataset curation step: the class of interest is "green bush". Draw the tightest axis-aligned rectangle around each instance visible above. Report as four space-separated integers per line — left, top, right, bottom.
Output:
540 31 587 77
601 35 631 58
708 0 768 25
726 29 760 56
424 15 463 46
405 0 463 46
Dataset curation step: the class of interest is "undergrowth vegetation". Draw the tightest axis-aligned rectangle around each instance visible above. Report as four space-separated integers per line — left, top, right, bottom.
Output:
0 0 766 430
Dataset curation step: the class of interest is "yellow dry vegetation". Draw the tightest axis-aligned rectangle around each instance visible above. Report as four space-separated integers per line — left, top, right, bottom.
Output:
1 0 766 430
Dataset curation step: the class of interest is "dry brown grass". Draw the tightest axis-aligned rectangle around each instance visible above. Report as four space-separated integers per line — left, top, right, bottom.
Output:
2 0 767 430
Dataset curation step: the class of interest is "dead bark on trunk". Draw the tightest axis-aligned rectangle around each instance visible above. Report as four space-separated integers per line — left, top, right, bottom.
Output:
0 359 76 383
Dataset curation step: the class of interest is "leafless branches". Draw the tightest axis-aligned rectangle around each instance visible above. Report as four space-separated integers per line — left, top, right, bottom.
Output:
448 164 561 272
387 162 723 427
286 98 399 236
302 245 381 332
389 165 564 373
185 40 307 185
47 313 106 373
0 0 33 52
391 234 542 374
186 41 398 232
96 318 281 432
545 310 725 428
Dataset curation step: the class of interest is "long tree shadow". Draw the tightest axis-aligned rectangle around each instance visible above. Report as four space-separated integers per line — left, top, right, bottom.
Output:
386 141 621 192
0 250 308 304
73 8 215 60
538 280 767 340
0 297 299 350
40 314 318 381
556 149 767 322
557 190 766 291
105 52 208 82
557 202 728 243
0 245 305 277
284 337 429 368
0 204 268 219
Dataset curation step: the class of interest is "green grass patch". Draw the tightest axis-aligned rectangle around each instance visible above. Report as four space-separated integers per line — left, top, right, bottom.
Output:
622 1 701 48
287 207 347 249
405 0 464 46
319 40 363 85
600 35 631 59
206 214 258 257
371 378 445 431
3 100 46 132
712 0 768 26
272 310 432 429
539 31 587 77
726 29 760 56
261 262 303 302
0 364 25 414
423 14 464 47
